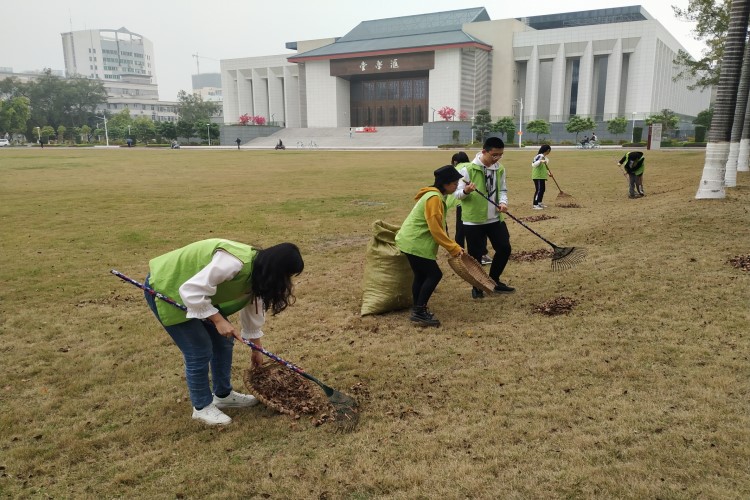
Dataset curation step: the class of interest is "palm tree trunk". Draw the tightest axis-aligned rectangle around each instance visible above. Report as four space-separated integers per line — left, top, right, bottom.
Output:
724 37 750 187
738 74 750 172
696 0 750 199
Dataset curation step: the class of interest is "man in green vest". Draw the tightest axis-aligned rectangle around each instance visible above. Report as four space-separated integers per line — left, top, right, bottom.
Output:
454 137 514 299
145 239 304 425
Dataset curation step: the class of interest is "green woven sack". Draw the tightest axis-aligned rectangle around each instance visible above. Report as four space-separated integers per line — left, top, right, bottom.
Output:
360 220 413 316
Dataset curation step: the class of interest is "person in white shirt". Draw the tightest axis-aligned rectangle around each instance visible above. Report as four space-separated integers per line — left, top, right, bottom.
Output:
144 239 304 425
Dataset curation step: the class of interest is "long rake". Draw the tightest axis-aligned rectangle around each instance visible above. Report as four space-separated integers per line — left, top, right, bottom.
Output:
110 269 359 431
545 165 573 199
470 190 587 271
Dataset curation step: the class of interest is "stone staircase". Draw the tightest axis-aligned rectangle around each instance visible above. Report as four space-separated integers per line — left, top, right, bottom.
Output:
244 126 425 149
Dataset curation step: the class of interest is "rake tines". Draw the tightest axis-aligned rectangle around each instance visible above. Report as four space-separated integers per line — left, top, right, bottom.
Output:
327 389 360 432
551 246 587 271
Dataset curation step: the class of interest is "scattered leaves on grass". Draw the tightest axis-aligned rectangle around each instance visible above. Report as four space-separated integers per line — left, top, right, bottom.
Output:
510 249 553 262
76 293 136 307
728 254 750 272
243 363 333 422
557 203 582 208
533 296 578 316
519 214 558 222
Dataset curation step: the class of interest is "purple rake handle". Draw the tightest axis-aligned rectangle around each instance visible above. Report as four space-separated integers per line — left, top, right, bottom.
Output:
109 269 310 378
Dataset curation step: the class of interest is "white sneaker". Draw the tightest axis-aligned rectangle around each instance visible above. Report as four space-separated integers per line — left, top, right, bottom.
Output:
532 205 544 210
539 203 548 208
213 390 259 408
192 403 232 425
481 255 492 265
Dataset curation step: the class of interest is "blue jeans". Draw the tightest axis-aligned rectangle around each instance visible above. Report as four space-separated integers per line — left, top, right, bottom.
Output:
144 275 235 409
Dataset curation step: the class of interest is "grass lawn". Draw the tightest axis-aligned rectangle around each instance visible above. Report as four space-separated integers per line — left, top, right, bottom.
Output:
0 147 748 498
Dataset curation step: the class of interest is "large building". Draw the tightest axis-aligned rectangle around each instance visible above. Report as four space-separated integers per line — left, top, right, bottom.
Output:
221 5 710 132
61 27 156 83
61 27 177 122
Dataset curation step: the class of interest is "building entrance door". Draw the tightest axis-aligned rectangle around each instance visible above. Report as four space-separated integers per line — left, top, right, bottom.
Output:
350 74 428 127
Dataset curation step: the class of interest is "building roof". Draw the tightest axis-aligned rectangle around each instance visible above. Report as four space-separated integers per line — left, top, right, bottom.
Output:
518 5 651 30
289 7 491 61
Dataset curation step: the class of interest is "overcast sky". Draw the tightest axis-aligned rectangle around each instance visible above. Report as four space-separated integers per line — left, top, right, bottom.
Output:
2 0 703 101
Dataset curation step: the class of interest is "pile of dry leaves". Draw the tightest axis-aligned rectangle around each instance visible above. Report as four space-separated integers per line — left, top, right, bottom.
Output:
557 203 582 208
728 255 750 272
244 363 332 420
519 214 558 222
510 249 553 262
533 296 578 316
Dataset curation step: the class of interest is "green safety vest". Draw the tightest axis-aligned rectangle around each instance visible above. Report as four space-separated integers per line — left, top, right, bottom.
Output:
460 162 506 223
148 239 257 326
395 190 445 260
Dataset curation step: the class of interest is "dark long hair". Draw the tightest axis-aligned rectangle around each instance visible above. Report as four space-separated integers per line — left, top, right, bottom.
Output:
250 243 304 315
537 144 552 155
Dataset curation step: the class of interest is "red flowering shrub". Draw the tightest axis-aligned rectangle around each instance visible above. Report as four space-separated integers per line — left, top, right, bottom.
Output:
437 106 456 121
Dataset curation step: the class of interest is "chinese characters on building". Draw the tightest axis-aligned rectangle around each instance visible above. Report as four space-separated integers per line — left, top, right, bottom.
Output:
360 58 399 71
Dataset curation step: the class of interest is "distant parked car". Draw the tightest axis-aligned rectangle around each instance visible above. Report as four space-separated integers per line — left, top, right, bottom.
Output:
0 139 10 147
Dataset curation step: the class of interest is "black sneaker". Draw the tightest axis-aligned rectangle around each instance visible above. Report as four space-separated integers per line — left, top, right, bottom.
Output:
471 287 484 299
493 282 515 293
410 306 440 327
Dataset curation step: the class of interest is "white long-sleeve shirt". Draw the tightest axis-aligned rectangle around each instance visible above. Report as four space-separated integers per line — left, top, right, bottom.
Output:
178 250 265 339
454 151 508 225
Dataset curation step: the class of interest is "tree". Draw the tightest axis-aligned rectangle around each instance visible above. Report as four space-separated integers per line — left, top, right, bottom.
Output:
0 96 30 135
565 115 595 142
693 107 713 129
40 125 55 143
526 119 550 142
472 109 492 143
7 70 107 136
57 125 66 144
645 109 680 136
673 0 732 90
437 106 456 121
176 120 195 140
176 90 220 123
132 116 156 143
80 124 91 143
492 116 516 143
607 116 628 139
696 0 750 199
157 121 177 141
725 41 750 187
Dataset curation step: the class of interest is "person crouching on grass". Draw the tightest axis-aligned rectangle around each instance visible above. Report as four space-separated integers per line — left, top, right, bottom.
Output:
396 165 465 327
144 239 304 425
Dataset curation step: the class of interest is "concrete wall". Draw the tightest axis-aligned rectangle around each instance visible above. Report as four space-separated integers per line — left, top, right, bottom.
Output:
423 121 473 147
220 125 282 145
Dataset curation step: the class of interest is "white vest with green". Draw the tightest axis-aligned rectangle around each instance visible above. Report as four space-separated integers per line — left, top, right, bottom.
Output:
148 239 257 326
395 190 445 260
461 162 505 223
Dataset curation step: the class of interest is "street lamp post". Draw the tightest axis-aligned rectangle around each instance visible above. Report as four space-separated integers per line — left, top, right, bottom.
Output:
515 97 524 148
96 114 109 146
431 107 436 122
207 124 211 146
36 126 40 144
632 112 636 143
471 116 475 144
